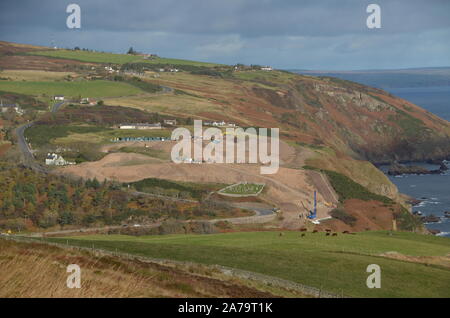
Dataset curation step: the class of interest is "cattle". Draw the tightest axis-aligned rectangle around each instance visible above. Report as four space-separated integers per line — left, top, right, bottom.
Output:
312 230 318 233
279 232 284 237
300 228 307 232
301 233 306 237
325 232 330 236
342 230 350 234
325 229 332 232
332 233 338 237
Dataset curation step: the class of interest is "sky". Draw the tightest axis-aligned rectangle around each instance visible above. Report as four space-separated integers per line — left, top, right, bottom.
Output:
0 0 449 70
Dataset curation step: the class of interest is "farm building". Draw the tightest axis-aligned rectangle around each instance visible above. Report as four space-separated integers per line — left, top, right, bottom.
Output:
0 102 24 115
119 123 162 130
45 153 75 166
80 98 97 105
54 95 65 101
163 119 177 126
261 66 273 71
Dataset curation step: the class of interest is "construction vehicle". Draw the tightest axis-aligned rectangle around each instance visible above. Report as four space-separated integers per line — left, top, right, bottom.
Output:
299 191 317 220
307 191 317 219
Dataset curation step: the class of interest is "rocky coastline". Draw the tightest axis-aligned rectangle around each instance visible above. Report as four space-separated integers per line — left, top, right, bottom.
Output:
387 161 448 176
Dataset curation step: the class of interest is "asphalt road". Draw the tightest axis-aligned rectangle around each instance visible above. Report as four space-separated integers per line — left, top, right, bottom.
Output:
14 102 64 172
51 101 64 113
15 122 47 173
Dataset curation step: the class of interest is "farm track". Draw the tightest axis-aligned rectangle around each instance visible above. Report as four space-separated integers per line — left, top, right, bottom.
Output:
306 170 339 204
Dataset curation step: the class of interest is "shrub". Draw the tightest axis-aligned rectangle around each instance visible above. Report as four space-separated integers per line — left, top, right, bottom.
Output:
394 207 424 232
322 170 394 204
330 208 357 226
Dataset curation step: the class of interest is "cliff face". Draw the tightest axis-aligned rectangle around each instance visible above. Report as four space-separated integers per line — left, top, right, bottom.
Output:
235 72 450 201
251 75 450 164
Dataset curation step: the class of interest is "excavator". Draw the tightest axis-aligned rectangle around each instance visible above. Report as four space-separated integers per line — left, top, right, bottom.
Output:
299 191 317 219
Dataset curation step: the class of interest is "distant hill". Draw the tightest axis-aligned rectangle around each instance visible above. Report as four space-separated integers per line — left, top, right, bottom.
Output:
291 67 450 88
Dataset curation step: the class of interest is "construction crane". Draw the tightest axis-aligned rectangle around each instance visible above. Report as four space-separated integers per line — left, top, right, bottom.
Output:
307 191 317 219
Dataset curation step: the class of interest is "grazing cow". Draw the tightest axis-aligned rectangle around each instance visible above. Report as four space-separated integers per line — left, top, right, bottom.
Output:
300 228 307 232
279 232 284 237
342 230 350 234
312 230 318 233
325 229 331 233
301 233 306 237
332 233 338 237
325 232 330 236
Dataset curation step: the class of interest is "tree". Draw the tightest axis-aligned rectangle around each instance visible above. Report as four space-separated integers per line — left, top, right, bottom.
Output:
58 211 74 228
127 47 135 55
38 210 58 228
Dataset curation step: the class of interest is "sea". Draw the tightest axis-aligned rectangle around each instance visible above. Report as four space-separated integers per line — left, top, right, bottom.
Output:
382 86 450 237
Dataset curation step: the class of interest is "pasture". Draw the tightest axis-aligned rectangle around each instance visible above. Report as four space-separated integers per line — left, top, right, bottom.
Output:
30 50 220 67
49 231 450 298
0 70 77 81
0 80 143 98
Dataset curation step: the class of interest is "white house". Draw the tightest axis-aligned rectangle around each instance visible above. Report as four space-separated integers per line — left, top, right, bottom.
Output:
0 102 24 115
261 66 273 71
212 121 226 127
163 119 177 126
119 124 136 129
45 153 75 166
54 95 65 101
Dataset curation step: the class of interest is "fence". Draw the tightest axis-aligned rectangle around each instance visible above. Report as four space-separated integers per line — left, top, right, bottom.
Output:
1 235 344 298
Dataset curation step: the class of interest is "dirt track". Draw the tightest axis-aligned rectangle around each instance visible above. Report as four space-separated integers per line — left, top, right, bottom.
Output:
59 148 337 229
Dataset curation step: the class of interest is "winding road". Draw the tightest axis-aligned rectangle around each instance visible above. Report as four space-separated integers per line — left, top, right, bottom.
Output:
14 102 64 172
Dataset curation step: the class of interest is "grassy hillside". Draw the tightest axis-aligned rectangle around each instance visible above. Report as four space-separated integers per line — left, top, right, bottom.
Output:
49 231 450 298
0 80 143 98
30 50 220 67
1 238 296 297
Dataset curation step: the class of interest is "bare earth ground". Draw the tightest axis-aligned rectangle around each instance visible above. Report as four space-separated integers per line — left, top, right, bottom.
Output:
59 139 338 229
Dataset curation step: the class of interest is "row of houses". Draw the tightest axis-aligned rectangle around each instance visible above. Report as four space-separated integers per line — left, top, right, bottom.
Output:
204 121 237 127
118 119 177 130
54 95 99 106
158 68 179 73
119 123 162 130
233 65 273 72
111 136 170 142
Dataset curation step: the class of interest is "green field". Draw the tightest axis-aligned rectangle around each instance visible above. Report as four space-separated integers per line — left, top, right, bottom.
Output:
25 125 111 147
48 231 450 297
105 129 172 139
25 125 172 146
0 80 143 98
30 50 220 67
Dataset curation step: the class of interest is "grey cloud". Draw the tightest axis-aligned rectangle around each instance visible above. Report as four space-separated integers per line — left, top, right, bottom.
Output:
0 0 449 69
